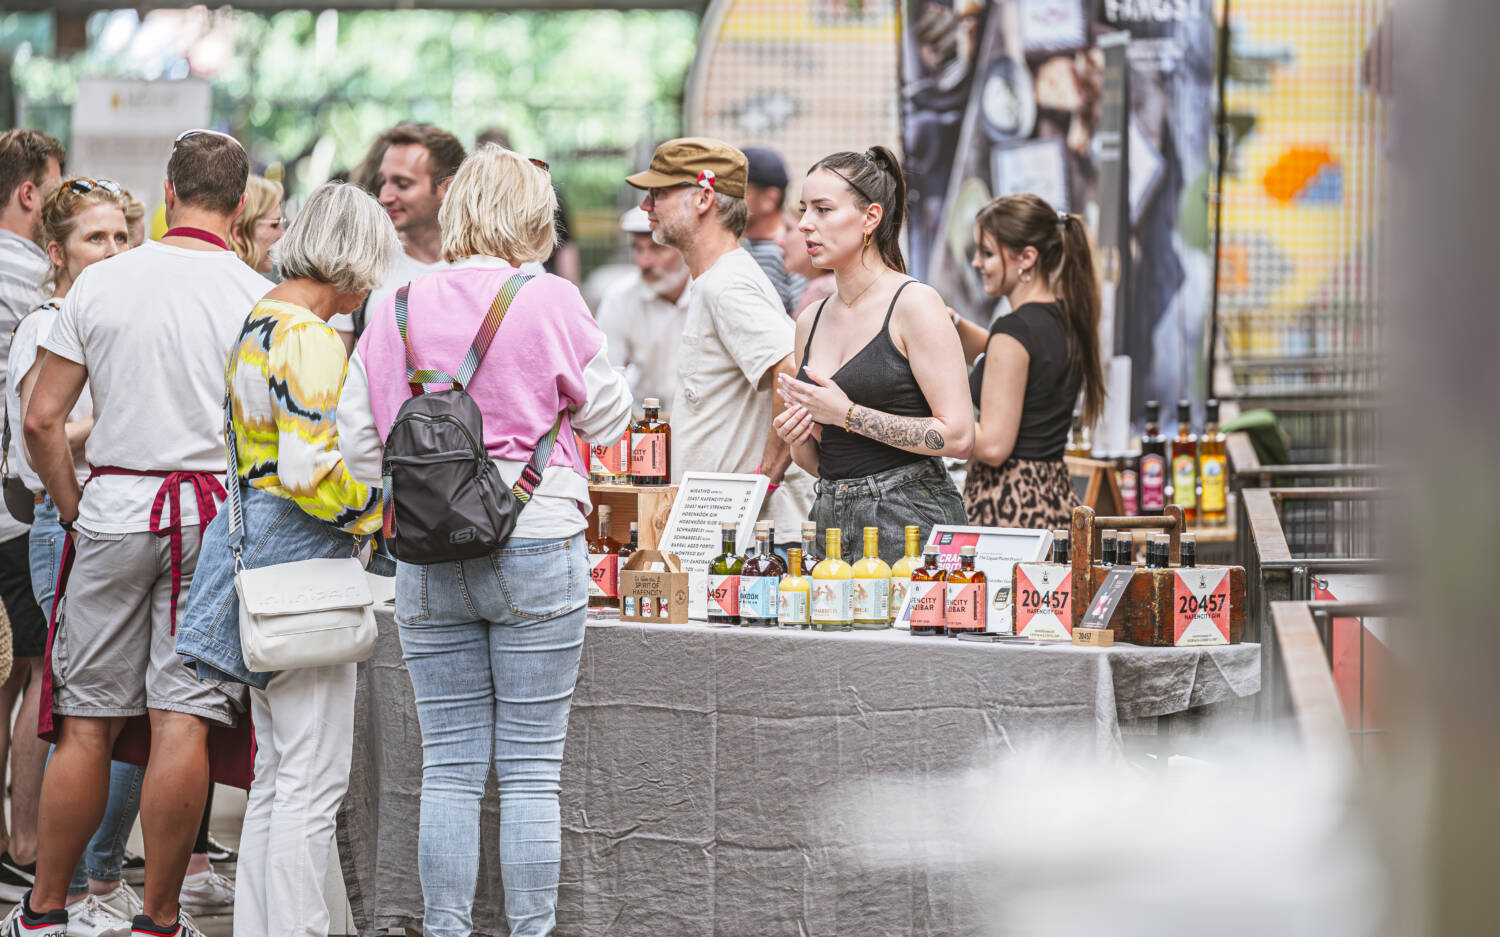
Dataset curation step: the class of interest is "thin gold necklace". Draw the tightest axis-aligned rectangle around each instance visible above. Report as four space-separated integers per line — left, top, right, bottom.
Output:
838 271 881 308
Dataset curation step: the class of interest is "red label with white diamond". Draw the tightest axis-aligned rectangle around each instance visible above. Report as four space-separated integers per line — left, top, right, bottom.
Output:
588 552 618 598
709 574 740 616
1173 568 1231 646
590 437 630 477
1014 563 1073 641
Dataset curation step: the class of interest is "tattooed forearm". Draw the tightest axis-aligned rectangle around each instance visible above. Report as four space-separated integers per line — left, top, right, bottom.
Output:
847 406 946 451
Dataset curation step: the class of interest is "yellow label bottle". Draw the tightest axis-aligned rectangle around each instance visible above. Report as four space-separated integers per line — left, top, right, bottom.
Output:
1198 398 1228 525
888 525 922 617
778 548 810 629
810 528 854 631
851 526 892 628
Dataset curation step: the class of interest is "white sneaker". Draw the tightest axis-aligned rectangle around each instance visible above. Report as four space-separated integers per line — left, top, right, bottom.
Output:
2 901 66 937
63 895 131 937
92 883 143 924
176 869 234 916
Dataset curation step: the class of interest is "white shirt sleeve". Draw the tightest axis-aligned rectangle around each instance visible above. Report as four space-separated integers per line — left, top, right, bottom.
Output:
337 351 384 486
570 336 633 445
40 279 87 366
709 282 794 387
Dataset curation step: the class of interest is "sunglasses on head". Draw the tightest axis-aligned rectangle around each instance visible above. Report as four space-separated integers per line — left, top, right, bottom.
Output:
67 177 123 195
172 128 241 150
528 157 550 173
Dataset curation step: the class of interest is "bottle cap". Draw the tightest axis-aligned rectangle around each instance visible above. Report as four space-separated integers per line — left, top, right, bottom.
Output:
1055 529 1070 541
1182 532 1197 545
960 545 976 556
598 505 611 518
644 397 660 408
802 520 817 534
721 521 737 532
629 521 638 530
864 526 879 535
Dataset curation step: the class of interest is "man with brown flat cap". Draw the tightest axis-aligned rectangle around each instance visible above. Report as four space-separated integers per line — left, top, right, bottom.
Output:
627 138 811 532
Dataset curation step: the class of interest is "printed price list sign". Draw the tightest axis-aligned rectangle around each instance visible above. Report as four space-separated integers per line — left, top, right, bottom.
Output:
659 473 768 620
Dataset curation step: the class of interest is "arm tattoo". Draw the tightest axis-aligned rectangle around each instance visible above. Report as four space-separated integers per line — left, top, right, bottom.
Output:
847 406 946 452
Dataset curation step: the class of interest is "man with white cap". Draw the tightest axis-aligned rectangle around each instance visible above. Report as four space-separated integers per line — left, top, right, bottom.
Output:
595 207 691 410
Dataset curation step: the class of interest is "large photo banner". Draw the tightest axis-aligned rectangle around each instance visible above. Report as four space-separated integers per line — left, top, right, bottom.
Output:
900 0 1215 425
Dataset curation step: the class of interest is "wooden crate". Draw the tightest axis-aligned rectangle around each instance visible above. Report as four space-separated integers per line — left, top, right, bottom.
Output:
586 483 677 550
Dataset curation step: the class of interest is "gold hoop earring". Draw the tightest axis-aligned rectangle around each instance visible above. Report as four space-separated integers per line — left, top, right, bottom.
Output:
863 231 871 248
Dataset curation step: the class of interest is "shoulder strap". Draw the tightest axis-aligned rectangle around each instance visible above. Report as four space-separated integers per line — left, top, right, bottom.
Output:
397 274 534 395
798 296 833 370
510 413 563 504
882 279 917 331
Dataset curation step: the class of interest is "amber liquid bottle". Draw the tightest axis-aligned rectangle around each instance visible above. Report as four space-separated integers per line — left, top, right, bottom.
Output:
1168 399 1198 523
908 549 947 637
587 506 622 608
944 545 987 635
630 397 671 485
1139 401 1167 517
618 521 639 564
1198 398 1228 527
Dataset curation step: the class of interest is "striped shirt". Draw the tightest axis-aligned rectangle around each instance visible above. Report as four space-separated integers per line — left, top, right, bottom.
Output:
742 238 805 315
0 229 49 407
228 299 381 534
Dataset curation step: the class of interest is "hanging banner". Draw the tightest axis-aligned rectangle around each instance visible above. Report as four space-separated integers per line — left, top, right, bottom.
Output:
899 0 1215 423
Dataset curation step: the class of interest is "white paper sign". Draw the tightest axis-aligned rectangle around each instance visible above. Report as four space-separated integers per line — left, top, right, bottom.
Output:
658 473 769 620
69 78 212 218
893 525 1053 633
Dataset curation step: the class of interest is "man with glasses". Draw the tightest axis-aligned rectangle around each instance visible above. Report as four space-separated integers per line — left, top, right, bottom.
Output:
0 127 65 911
12 128 271 937
626 139 807 532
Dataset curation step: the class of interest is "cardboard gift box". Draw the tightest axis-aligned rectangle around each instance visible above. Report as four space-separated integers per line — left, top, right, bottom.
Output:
618 549 690 624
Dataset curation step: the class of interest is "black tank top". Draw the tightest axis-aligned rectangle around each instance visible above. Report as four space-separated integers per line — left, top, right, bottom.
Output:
796 280 932 480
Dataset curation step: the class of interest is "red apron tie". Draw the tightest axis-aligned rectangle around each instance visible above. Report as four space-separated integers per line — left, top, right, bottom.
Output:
87 467 226 633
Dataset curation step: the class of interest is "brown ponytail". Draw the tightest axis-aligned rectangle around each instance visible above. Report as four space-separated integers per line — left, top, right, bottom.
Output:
975 193 1105 427
808 145 907 274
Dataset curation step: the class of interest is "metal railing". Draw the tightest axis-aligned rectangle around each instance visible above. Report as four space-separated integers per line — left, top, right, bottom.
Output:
1270 599 1393 759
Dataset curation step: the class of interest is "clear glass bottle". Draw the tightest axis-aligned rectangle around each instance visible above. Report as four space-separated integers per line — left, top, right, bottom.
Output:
888 525 923 618
778 548 810 629
851 526 892 629
810 527 854 631
707 522 742 625
629 397 670 485
908 548 947 637
587 505 622 607
1065 410 1091 458
799 520 822 575
944 545 987 635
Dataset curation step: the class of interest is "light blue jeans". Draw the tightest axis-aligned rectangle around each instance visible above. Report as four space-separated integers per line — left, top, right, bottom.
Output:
396 533 587 937
30 497 146 891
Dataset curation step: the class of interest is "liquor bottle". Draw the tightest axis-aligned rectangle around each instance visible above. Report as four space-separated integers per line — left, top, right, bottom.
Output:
1116 453 1140 516
1139 401 1166 516
810 527 854 631
1115 531 1133 567
587 506 622 607
1065 410 1091 458
1168 399 1198 523
889 525 923 616
1144 534 1165 569
799 520 822 575
618 521 639 565
944 545 986 635
738 524 782 627
851 526 892 629
589 433 631 484
629 397 671 485
908 549 947 637
1198 398 1228 527
778 548 810 629
1098 530 1117 569
707 522 742 625
1051 529 1071 564
1180 531 1197 569
743 520 766 564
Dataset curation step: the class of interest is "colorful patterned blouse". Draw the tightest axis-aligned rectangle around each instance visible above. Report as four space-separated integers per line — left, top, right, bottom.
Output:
227 299 381 534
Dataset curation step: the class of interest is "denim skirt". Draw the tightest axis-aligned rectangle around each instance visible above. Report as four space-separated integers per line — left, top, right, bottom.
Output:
810 457 967 562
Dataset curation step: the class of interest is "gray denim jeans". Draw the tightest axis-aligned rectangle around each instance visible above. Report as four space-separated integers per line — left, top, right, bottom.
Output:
811 457 968 562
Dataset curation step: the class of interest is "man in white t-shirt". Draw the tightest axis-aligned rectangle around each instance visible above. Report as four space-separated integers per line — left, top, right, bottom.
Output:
595 207 691 410
19 130 271 937
332 122 466 342
626 138 812 534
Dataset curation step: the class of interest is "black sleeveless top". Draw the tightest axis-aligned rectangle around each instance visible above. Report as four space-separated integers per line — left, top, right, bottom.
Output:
968 301 1079 461
796 280 932 480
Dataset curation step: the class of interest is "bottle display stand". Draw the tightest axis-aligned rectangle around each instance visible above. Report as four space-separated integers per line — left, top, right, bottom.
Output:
587 483 678 551
1065 456 1125 515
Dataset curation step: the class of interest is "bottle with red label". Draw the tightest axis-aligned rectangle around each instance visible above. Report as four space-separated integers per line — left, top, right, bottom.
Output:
589 433 631 484
629 397 671 485
1115 453 1140 516
944 545 986 634
587 505 622 607
908 548 947 636
1139 400 1166 516
707 521 742 625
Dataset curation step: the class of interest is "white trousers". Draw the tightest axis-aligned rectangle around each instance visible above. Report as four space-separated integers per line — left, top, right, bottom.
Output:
233 662 356 937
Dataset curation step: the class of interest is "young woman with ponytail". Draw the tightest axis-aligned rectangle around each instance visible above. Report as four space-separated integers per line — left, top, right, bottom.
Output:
953 192 1106 529
774 146 973 561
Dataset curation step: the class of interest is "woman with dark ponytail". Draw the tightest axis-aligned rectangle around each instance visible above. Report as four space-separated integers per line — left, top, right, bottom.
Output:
953 193 1105 529
774 146 973 561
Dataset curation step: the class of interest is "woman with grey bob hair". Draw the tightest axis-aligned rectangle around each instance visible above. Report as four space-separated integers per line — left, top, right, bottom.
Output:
176 182 398 937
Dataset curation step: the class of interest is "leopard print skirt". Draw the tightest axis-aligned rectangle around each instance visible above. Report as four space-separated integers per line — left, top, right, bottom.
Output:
963 456 1079 531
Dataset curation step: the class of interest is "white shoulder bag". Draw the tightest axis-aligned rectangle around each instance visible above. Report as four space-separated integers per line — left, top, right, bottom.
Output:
225 389 376 673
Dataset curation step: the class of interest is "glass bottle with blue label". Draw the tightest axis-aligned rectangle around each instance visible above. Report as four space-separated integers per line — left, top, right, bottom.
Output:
738 524 784 627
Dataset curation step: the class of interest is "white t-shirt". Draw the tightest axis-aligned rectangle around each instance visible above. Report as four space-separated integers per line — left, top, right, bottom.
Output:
670 248 793 482
595 273 691 410
5 300 92 492
44 241 272 533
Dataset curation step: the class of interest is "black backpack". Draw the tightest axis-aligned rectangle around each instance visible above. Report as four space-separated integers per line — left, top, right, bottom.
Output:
380 274 561 564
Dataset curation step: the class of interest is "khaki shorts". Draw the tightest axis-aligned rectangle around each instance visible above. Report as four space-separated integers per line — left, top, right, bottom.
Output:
51 526 244 724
